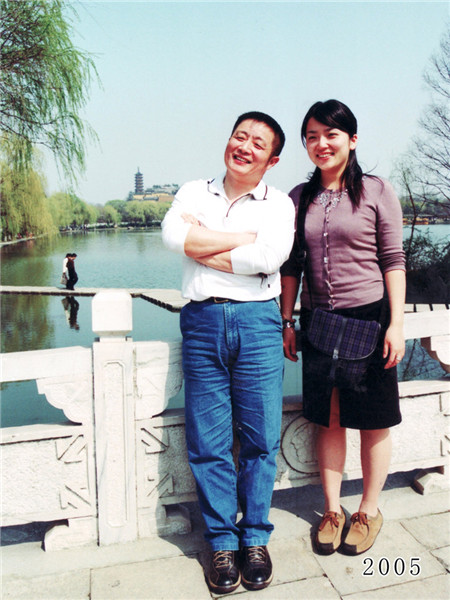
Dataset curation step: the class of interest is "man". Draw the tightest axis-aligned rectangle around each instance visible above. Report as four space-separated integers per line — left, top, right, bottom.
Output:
162 112 294 593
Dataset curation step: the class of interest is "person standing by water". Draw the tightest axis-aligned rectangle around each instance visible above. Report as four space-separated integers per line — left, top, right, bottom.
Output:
162 111 295 593
62 253 70 277
280 100 406 556
66 253 78 290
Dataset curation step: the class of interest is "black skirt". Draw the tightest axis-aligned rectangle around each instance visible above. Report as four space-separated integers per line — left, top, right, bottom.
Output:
300 298 402 430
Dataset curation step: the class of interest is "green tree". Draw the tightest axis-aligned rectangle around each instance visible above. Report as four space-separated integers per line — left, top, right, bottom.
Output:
0 0 99 181
100 198 172 227
125 201 145 226
85 202 98 225
106 199 127 221
142 201 159 225
68 193 98 226
46 191 98 229
153 201 172 222
102 204 120 225
1 158 56 240
47 191 73 229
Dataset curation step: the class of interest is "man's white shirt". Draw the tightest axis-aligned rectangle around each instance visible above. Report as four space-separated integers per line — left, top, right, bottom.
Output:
161 174 295 301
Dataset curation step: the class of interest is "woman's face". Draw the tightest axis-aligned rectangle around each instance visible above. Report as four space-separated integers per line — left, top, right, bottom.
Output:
305 117 357 178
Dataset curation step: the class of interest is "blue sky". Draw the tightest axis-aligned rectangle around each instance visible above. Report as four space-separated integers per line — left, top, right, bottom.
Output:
45 1 449 204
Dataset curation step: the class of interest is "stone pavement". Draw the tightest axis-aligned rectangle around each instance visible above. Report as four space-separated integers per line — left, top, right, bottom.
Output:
2 472 449 600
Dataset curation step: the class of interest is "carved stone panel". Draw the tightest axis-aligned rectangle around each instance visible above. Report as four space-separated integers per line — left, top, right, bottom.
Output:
37 374 93 425
1 425 95 526
135 341 183 419
136 419 196 509
281 415 318 474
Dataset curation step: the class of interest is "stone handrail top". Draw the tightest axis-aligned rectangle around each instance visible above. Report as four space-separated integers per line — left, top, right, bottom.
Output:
1 285 449 316
0 285 188 312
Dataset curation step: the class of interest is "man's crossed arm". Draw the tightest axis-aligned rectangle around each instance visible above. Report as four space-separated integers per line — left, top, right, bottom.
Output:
182 213 256 273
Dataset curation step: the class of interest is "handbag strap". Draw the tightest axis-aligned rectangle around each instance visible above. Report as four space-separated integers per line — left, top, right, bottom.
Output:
329 316 347 381
295 196 315 309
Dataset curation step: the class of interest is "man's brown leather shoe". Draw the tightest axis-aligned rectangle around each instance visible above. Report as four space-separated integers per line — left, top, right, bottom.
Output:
241 546 273 590
207 550 240 594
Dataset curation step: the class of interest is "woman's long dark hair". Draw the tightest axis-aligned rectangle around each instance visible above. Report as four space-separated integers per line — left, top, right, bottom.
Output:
300 99 369 210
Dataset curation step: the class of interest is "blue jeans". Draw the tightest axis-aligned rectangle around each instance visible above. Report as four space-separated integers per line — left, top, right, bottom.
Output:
180 298 284 551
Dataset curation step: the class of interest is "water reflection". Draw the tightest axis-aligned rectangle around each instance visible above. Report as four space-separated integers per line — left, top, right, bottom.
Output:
62 297 80 330
1 295 54 353
1 244 54 287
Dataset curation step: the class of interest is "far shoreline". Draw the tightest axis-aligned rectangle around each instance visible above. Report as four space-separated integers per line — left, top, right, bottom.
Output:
1 221 448 249
0 225 164 248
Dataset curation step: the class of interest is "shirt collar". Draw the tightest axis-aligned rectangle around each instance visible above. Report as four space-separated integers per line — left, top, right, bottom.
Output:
207 172 268 201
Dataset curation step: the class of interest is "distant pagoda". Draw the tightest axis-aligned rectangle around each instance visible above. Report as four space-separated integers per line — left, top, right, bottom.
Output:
134 168 144 195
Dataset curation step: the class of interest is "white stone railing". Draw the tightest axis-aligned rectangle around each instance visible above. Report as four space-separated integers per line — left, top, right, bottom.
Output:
0 290 449 551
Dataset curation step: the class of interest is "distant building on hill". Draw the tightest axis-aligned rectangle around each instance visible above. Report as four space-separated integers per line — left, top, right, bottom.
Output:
128 171 179 202
134 168 144 195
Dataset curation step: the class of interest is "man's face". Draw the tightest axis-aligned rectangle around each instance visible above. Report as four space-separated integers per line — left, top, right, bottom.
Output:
224 119 279 185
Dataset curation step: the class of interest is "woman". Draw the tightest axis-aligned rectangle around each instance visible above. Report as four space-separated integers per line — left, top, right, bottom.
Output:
61 253 70 287
280 100 405 556
66 253 78 290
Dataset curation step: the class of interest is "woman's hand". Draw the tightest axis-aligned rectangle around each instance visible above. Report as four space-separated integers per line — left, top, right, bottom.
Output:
283 327 298 362
383 323 405 369
383 269 406 370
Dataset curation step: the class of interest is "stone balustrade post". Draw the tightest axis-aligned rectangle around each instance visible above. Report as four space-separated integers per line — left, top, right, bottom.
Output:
92 290 137 545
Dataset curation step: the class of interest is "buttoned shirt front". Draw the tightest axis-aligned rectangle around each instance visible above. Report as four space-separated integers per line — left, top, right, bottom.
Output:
281 177 405 310
161 174 295 301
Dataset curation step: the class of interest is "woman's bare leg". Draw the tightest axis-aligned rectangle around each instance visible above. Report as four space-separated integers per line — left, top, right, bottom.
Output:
359 428 391 516
316 388 346 513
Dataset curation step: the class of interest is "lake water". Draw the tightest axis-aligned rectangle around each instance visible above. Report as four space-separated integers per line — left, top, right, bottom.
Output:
402 223 449 242
1 225 448 427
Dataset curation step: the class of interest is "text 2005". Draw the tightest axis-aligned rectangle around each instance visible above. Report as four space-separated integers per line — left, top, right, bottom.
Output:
362 557 421 577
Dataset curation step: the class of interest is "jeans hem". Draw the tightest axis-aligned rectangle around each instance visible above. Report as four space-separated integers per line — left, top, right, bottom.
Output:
209 542 240 552
240 537 271 548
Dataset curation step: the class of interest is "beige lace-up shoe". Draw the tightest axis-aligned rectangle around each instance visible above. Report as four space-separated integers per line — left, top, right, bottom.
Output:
341 509 383 555
315 508 346 554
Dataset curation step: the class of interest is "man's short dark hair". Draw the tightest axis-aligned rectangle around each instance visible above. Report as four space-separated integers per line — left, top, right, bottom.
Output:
231 111 285 157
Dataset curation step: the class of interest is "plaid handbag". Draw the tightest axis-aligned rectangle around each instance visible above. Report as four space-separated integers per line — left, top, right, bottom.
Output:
307 308 381 386
291 196 382 387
